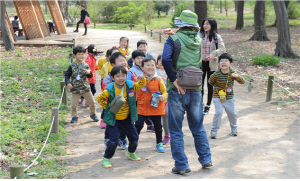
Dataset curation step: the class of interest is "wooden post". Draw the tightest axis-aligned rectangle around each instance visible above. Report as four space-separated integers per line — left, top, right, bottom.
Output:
144 25 146 33
10 165 24 179
72 38 75 47
159 32 162 43
130 24 132 30
151 30 153 37
51 107 59 134
60 81 67 105
69 52 73 64
266 76 274 102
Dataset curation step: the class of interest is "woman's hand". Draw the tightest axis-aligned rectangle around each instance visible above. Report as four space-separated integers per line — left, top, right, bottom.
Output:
162 28 175 36
173 80 186 95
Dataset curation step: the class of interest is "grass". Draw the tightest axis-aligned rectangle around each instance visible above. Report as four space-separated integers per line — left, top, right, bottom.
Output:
0 47 71 179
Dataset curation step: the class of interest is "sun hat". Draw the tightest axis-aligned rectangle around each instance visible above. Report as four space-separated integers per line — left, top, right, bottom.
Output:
174 10 200 30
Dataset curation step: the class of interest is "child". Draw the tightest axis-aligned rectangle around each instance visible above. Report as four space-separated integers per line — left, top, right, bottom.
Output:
135 57 168 153
118 37 132 60
78 44 102 107
156 54 170 144
100 47 120 80
129 50 155 132
128 40 154 68
65 46 99 123
208 53 245 139
97 66 146 168
98 49 110 74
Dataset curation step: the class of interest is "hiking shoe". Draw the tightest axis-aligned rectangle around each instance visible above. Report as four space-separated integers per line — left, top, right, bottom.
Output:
73 30 78 32
203 105 210 115
202 161 213 168
230 128 238 136
210 131 217 139
118 139 128 150
126 150 141 161
100 120 106 129
162 135 170 145
155 143 165 153
147 125 155 132
70 117 78 123
90 114 99 122
172 167 191 175
104 139 109 148
102 157 111 168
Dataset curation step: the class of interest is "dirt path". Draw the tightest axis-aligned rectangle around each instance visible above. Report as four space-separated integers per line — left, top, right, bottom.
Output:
61 28 300 179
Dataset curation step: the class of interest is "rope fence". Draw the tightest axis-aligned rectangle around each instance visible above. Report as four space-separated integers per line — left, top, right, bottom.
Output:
144 25 166 43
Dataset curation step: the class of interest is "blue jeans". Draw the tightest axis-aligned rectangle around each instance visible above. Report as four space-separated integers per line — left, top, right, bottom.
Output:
168 88 211 169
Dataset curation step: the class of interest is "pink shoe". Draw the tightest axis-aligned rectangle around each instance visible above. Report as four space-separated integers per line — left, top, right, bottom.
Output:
78 98 84 107
162 135 170 145
85 102 90 107
100 120 106 129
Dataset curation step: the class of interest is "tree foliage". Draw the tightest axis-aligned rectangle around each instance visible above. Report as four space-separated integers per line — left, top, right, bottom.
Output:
154 1 170 17
113 1 146 24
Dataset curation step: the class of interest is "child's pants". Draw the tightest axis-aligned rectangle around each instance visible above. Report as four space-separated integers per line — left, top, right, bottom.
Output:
135 115 163 144
212 98 237 132
162 103 169 135
104 125 126 141
71 91 96 118
104 116 139 159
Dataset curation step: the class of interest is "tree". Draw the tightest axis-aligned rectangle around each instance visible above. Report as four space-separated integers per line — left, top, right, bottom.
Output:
220 0 222 13
235 0 244 29
273 1 299 58
0 1 14 51
113 2 146 25
154 1 170 17
249 1 270 41
195 0 207 26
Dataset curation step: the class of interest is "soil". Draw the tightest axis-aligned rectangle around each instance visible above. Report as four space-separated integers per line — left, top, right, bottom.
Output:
60 27 300 179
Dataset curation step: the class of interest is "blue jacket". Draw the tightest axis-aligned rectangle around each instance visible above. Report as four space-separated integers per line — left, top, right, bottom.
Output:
128 64 143 76
128 52 154 68
103 70 135 85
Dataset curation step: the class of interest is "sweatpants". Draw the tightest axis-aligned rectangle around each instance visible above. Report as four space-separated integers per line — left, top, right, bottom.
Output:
71 91 95 118
162 103 169 135
212 98 237 132
135 115 163 144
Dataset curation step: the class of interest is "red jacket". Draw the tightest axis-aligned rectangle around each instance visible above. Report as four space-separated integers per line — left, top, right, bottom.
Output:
85 53 98 84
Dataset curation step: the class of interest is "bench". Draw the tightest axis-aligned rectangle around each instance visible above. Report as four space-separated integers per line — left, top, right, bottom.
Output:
13 29 24 36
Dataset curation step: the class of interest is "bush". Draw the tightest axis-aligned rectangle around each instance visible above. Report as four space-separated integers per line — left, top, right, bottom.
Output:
252 55 280 66
287 1 300 19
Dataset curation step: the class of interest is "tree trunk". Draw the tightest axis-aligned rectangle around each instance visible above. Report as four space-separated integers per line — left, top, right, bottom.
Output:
45 1 47 14
235 0 244 29
273 1 299 58
220 0 222 13
58 1 65 20
0 1 15 51
225 0 228 16
249 1 270 41
234 0 237 11
195 0 207 26
274 0 290 26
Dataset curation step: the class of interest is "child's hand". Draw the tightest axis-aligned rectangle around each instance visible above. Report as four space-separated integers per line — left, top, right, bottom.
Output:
137 74 145 81
158 95 164 101
206 54 214 60
85 70 91 74
67 83 73 89
231 73 238 78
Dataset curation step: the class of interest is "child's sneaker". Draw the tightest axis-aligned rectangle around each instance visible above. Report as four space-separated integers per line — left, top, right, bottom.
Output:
210 131 217 139
78 98 84 107
104 139 109 148
118 139 128 150
155 142 165 153
100 120 106 129
102 157 111 168
230 128 238 136
125 149 141 161
70 117 78 123
162 135 170 145
147 125 155 132
203 105 210 115
90 114 99 122
85 102 90 107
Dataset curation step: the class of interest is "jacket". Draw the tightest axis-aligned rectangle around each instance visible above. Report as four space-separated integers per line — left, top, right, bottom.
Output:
85 53 98 84
100 62 113 79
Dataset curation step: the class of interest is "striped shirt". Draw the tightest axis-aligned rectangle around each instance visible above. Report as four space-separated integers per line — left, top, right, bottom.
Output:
201 34 211 60
209 69 245 99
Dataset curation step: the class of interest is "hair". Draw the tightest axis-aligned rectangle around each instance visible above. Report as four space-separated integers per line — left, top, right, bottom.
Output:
200 18 218 42
111 66 127 77
73 45 86 55
87 44 103 56
109 52 126 65
14 16 18 20
157 54 162 62
81 5 85 8
218 53 233 63
142 57 156 67
119 37 129 48
132 50 145 59
137 40 148 48
105 49 111 57
109 48 120 56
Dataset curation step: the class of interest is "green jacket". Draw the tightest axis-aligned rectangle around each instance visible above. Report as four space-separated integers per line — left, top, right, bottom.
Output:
104 80 138 126
167 27 202 91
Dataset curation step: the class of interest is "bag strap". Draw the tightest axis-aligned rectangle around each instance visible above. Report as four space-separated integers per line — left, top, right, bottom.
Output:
214 34 218 50
144 86 153 94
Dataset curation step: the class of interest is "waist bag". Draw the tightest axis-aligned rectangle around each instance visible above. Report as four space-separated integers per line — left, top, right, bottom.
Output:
177 66 203 90
109 87 126 114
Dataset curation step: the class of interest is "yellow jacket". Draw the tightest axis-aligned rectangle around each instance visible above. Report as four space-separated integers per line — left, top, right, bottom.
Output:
118 47 132 60
100 62 113 78
98 57 109 75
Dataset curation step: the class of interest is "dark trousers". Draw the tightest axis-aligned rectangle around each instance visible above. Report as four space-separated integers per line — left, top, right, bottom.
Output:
48 22 55 33
81 84 96 99
135 115 163 144
76 20 87 34
104 116 139 159
135 101 153 126
104 123 126 141
201 60 214 106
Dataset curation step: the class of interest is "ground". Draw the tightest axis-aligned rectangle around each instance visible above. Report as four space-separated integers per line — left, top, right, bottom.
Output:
60 27 299 179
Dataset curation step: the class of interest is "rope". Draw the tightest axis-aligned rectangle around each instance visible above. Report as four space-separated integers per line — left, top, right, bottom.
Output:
58 85 65 108
161 34 166 40
271 79 300 99
231 67 268 80
24 115 56 172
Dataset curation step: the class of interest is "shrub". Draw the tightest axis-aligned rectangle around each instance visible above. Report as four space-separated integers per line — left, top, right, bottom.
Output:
287 1 300 19
252 55 280 66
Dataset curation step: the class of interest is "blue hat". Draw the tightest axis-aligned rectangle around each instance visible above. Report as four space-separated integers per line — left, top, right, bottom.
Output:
174 10 200 30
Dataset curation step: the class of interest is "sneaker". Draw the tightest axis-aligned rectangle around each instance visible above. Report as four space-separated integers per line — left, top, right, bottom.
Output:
172 167 191 174
85 102 90 107
230 128 238 136
102 157 111 168
162 135 170 145
203 105 210 115
147 125 155 132
82 33 87 36
90 114 99 122
202 161 213 168
70 117 78 123
125 149 141 161
73 30 78 32
210 131 217 139
78 98 84 107
118 139 128 150
155 142 165 153
100 120 106 129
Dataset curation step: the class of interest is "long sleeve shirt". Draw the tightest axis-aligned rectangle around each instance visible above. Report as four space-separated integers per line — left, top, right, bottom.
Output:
162 37 177 83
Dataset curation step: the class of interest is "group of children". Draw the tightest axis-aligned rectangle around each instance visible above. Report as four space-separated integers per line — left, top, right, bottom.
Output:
64 36 244 169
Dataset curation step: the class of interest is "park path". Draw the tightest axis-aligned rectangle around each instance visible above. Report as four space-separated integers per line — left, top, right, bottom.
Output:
60 28 300 179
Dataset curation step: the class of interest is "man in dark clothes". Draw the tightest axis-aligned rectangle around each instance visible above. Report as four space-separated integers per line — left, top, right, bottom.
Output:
73 5 89 36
